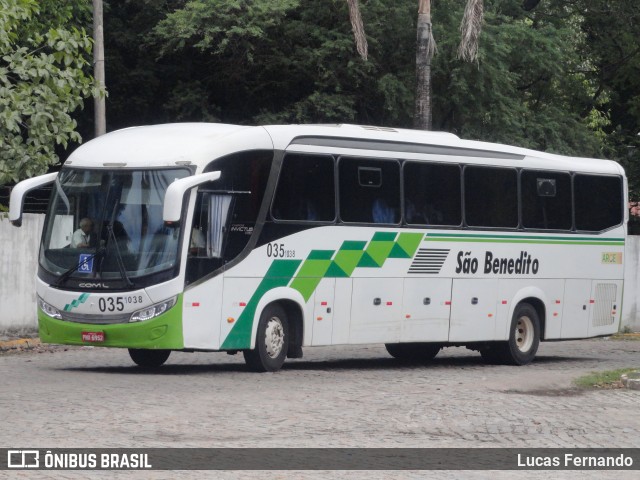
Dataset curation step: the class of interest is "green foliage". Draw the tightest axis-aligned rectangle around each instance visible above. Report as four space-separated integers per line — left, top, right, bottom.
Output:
0 0 97 184
101 0 640 192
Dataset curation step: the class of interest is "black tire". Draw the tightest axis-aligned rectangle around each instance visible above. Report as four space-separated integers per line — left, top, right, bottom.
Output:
481 303 540 366
128 348 171 367
385 342 441 362
243 304 289 372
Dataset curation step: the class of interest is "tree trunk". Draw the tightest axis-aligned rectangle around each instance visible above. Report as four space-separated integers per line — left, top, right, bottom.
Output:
346 0 368 61
414 0 435 130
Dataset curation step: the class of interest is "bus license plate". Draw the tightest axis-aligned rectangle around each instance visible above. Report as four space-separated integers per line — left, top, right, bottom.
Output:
82 331 105 343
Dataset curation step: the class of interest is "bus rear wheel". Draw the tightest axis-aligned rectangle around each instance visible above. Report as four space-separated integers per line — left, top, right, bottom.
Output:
243 304 289 372
481 303 540 366
385 343 441 362
128 348 171 368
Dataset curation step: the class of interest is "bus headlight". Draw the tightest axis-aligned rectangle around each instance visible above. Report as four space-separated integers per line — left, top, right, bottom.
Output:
129 296 178 323
38 297 62 320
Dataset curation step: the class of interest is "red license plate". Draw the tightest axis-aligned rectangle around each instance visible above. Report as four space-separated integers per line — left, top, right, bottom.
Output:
82 331 105 342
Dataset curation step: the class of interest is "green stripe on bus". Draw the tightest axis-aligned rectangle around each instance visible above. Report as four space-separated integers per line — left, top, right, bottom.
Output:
424 237 624 246
220 259 302 350
221 231 424 349
425 232 624 244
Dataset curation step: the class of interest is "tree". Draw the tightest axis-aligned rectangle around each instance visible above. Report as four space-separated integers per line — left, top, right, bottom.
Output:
0 0 97 184
100 0 629 168
414 0 436 130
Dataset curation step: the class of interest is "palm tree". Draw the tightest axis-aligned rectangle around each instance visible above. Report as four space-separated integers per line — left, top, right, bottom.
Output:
346 0 485 131
346 0 368 61
414 0 437 130
416 0 484 130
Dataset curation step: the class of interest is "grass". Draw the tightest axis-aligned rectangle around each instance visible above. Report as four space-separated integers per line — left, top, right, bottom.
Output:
611 332 640 341
574 368 639 389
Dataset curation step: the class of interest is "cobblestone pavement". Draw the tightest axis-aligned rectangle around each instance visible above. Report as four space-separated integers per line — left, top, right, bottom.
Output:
1 337 639 479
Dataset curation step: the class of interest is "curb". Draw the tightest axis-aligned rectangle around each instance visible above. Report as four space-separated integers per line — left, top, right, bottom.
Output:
621 371 640 391
0 338 41 351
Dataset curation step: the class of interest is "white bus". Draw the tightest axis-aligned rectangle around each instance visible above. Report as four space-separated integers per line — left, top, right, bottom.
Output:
10 123 626 371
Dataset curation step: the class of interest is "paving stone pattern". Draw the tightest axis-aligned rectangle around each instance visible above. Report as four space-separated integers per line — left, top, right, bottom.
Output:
1 338 639 480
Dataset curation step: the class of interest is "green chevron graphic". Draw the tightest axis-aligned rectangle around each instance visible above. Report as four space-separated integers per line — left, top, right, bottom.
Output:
220 231 423 349
64 293 90 312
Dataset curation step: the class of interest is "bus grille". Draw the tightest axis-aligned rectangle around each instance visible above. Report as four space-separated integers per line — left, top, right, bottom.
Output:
408 248 450 274
592 283 617 327
61 311 130 325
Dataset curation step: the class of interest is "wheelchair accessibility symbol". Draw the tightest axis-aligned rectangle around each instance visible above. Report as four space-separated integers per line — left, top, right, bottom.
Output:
78 254 94 274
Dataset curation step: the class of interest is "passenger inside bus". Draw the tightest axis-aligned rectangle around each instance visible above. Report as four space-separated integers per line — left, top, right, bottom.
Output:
372 198 397 223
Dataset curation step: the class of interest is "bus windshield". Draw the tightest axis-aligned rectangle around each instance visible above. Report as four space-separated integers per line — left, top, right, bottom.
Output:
40 167 190 284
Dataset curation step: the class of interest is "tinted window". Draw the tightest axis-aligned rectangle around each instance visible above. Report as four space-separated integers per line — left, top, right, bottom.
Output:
187 151 272 285
404 162 461 226
272 154 335 221
574 174 623 231
465 166 518 228
339 157 400 224
521 170 572 230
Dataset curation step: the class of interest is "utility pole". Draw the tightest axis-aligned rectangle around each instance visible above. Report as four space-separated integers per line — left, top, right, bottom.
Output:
93 0 106 136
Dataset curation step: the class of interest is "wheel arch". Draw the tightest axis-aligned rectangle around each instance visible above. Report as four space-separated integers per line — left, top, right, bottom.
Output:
519 297 546 340
506 287 547 340
251 287 306 353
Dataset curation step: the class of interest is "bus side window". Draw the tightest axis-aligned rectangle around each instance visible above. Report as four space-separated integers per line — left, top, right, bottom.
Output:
403 162 461 226
339 157 400 224
464 166 518 228
189 193 209 257
272 154 335 222
521 170 572 230
574 174 623 231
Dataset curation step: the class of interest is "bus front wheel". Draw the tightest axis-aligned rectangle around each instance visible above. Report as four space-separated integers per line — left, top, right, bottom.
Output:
385 343 441 362
243 304 289 372
128 348 171 368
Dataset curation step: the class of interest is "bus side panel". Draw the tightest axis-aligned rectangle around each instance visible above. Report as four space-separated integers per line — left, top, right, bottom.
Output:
182 275 224 349
400 278 451 342
449 279 498 342
349 278 403 344
331 278 353 345
561 279 592 338
219 277 263 349
311 278 335 346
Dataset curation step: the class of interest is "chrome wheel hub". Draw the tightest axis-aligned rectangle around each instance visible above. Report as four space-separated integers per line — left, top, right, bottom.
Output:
264 317 285 358
515 315 534 352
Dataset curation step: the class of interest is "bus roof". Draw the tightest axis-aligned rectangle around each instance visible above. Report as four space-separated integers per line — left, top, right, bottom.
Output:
65 123 624 176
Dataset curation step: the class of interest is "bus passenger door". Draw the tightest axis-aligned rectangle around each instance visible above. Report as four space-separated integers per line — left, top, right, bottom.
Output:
449 279 498 342
312 279 335 346
401 278 451 342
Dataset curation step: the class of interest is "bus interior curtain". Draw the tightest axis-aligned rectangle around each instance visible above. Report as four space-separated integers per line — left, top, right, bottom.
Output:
208 195 232 258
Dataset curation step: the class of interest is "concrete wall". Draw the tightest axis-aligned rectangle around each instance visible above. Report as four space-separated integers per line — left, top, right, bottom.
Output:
0 213 44 331
1 213 639 332
622 236 640 332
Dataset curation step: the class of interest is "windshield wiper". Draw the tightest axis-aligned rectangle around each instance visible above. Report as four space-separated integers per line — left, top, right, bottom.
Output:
105 224 134 288
56 248 105 286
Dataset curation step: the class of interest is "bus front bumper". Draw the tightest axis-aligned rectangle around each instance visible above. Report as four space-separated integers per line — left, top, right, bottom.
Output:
37 296 184 350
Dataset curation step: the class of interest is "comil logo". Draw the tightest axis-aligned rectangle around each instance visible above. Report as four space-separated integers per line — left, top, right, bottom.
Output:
8 450 39 468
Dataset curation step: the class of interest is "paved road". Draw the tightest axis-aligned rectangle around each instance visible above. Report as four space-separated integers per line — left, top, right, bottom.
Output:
1 338 639 479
